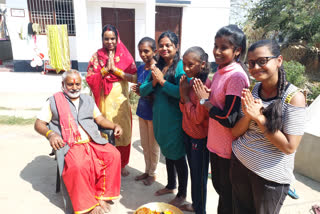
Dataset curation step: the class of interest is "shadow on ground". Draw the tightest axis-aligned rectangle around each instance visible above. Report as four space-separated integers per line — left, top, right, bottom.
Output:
19 141 179 214
295 172 320 192
119 165 176 213
132 139 166 164
20 155 64 211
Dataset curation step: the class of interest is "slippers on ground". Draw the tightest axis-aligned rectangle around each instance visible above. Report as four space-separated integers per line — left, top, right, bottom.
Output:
135 173 148 181
154 188 175 196
179 204 194 212
169 196 186 207
143 176 156 186
288 188 299 199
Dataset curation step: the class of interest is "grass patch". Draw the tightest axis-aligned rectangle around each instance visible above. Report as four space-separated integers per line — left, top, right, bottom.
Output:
0 115 36 125
208 73 214 81
0 106 40 111
129 91 139 116
25 107 41 111
0 106 12 110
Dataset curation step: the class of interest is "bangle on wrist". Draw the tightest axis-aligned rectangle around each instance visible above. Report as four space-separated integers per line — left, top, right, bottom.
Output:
101 67 108 76
47 132 55 139
46 130 53 138
113 68 124 78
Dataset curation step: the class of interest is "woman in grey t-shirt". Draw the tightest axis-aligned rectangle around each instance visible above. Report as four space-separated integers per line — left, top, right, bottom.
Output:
230 40 306 214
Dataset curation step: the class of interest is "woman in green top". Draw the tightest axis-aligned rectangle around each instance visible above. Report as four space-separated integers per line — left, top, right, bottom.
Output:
140 31 188 207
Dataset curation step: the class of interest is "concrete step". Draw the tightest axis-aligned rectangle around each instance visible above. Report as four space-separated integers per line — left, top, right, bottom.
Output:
0 67 13 72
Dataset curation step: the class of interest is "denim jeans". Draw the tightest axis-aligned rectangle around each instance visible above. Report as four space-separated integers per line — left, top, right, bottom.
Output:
184 133 209 214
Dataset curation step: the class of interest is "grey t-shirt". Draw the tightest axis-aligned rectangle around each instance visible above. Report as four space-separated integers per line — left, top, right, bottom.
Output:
232 83 306 184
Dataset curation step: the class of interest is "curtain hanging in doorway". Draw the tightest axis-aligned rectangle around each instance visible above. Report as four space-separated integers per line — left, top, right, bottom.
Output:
46 25 70 73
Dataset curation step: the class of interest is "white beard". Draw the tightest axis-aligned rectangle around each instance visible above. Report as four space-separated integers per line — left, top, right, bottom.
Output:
62 85 81 99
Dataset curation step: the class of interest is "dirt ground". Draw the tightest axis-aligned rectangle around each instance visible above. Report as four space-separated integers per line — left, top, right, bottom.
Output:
0 72 320 213
1 121 320 214
0 121 218 214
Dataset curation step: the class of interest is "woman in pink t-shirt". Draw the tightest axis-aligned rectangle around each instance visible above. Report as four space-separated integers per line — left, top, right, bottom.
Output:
194 25 250 214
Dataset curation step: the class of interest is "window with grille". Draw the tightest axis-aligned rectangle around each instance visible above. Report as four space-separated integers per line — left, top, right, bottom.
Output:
27 0 76 35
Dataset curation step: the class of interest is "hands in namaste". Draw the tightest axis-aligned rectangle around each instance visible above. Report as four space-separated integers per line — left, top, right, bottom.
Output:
150 64 166 86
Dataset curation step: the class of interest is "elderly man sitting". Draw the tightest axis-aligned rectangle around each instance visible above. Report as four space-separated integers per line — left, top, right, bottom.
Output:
34 69 122 214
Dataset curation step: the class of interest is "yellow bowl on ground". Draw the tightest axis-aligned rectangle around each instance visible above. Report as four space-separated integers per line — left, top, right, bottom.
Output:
134 202 183 214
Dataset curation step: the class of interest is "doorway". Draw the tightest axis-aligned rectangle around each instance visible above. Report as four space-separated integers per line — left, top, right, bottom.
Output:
155 6 182 48
101 8 135 59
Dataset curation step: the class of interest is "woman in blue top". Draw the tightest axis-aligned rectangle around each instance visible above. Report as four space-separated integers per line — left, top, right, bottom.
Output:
140 31 188 207
131 37 160 186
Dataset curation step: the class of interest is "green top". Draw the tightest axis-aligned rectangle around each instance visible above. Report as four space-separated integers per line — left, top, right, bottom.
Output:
140 60 186 160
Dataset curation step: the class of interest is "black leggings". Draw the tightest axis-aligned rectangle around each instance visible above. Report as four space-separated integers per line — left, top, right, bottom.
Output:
210 152 233 214
165 156 188 198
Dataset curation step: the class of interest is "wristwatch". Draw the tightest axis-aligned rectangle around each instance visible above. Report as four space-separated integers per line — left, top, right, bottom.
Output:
200 98 209 105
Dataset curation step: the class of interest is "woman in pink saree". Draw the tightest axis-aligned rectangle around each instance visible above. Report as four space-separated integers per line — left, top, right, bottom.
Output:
86 24 137 176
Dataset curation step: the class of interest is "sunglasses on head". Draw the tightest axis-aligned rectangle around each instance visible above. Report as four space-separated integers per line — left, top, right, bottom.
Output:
247 56 278 69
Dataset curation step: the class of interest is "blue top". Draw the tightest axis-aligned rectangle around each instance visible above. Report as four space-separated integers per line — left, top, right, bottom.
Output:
136 64 153 120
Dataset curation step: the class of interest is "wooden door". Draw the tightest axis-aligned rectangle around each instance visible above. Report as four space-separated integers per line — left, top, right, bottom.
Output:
101 8 135 59
155 6 182 48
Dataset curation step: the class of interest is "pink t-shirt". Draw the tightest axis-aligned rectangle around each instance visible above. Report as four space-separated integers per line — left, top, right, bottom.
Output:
207 62 249 159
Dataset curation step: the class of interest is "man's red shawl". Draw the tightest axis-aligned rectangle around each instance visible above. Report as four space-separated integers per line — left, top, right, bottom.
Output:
54 92 81 147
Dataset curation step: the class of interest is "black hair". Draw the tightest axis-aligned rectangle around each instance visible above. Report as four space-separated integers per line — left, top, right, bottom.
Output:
215 24 250 80
138 37 156 52
183 46 210 83
215 25 247 61
155 31 180 83
101 24 118 42
138 37 157 62
248 40 286 133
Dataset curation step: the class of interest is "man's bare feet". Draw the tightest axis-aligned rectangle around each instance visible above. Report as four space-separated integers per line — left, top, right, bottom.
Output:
106 200 114 205
89 205 104 214
135 173 148 181
143 175 156 186
121 167 130 177
179 203 194 212
98 200 111 213
154 187 175 196
169 195 186 207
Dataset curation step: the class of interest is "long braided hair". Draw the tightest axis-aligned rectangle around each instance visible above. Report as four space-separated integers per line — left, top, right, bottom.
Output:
248 40 286 133
183 46 210 83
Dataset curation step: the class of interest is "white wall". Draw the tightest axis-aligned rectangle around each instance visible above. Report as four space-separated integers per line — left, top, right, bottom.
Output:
5 0 230 64
6 0 78 61
180 0 230 62
85 1 149 62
